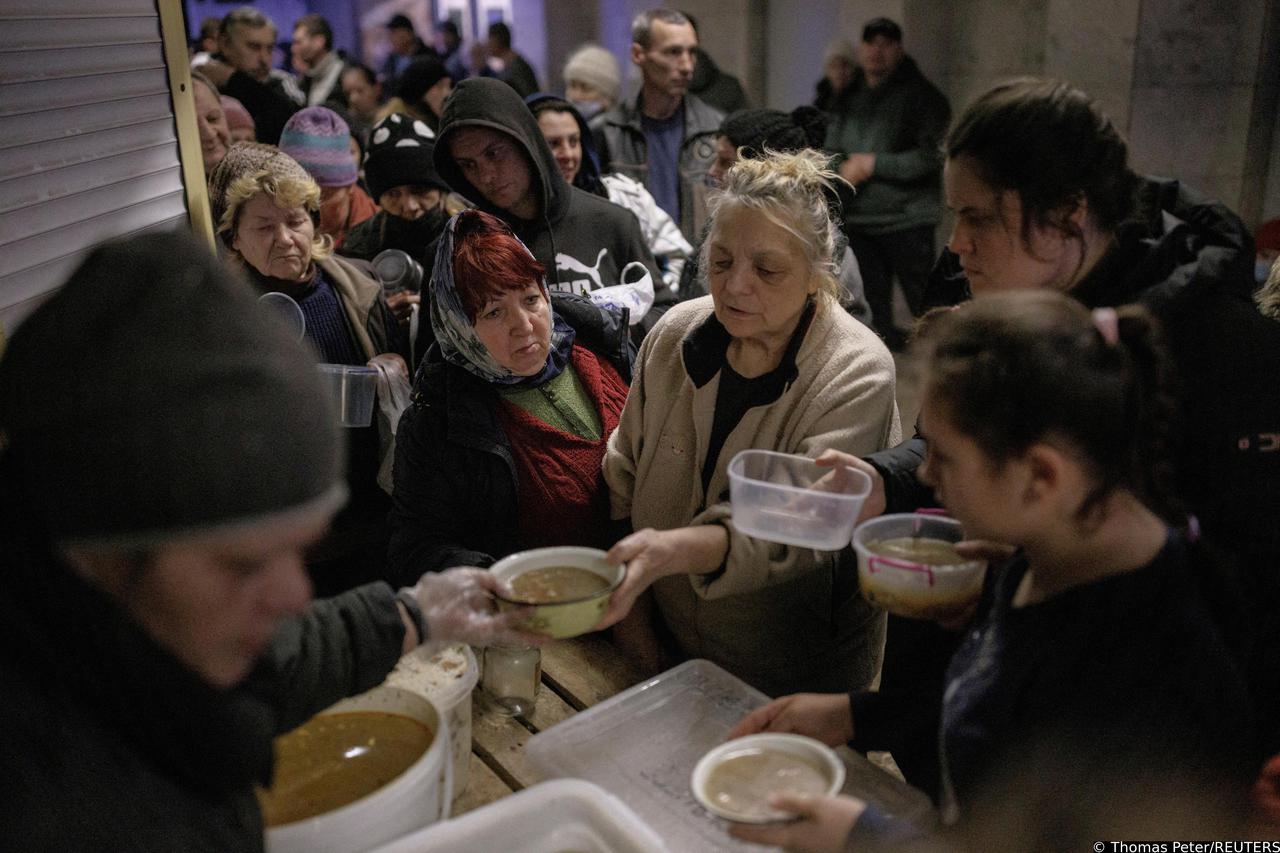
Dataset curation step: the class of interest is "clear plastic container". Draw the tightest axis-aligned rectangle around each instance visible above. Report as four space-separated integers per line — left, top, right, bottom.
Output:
852 513 986 619
367 779 666 853
527 659 932 852
317 364 378 428
258 291 306 342
727 449 872 550
383 643 479 802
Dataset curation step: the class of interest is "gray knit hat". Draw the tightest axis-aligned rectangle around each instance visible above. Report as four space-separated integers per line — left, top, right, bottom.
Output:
0 230 346 550
207 141 316 243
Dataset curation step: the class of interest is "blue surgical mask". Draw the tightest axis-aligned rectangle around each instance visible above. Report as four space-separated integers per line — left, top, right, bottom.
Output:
1257 258 1275 284
569 98 603 121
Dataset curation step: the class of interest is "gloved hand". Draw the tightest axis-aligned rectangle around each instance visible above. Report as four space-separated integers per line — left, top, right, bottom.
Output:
404 567 548 648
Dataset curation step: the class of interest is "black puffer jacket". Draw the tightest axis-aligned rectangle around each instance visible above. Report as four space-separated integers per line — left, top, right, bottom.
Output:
869 176 1280 751
386 293 633 583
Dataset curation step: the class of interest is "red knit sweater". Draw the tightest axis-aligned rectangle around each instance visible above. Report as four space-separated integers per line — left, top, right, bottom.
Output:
496 344 629 551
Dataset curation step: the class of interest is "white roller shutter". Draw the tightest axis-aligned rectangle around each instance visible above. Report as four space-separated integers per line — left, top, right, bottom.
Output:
0 0 204 335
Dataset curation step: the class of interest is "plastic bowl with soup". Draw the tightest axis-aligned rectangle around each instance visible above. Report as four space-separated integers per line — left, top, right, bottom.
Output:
691 734 846 823
851 513 986 619
260 686 452 853
490 546 624 639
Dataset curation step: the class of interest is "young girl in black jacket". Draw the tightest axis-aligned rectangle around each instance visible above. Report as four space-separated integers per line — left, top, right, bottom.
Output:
729 291 1254 851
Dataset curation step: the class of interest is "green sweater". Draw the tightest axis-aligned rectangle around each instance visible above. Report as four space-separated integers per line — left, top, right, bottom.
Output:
498 363 601 440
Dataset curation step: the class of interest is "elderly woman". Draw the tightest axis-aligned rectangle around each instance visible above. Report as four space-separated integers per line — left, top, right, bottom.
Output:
599 150 901 696
191 71 231 176
387 210 632 582
208 142 407 595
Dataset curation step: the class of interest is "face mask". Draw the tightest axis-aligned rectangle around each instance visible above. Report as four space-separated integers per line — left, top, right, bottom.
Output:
569 98 603 121
1257 258 1275 284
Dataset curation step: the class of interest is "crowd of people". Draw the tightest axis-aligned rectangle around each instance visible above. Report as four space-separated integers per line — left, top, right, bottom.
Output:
3 4 1279 850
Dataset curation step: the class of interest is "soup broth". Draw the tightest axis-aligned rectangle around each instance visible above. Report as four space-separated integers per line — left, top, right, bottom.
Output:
704 748 831 821
866 536 964 565
257 711 434 827
510 566 610 604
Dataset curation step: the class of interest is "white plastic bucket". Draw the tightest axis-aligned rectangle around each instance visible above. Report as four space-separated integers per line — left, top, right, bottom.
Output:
265 685 452 853
383 643 479 801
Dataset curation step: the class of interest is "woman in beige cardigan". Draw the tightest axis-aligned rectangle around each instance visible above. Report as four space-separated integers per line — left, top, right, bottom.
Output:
599 150 901 696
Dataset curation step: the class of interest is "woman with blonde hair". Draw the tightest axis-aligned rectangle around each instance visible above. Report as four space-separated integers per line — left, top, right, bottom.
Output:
209 142 408 595
598 149 900 695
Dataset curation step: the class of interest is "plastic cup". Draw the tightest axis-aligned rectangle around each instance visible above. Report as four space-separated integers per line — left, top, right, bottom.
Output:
317 363 378 428
727 449 873 550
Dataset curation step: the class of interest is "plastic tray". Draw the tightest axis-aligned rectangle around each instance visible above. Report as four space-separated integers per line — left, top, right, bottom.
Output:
366 778 667 853
526 659 934 852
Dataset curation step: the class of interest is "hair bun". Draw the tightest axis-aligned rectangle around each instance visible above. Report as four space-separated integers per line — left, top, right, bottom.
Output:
790 105 829 149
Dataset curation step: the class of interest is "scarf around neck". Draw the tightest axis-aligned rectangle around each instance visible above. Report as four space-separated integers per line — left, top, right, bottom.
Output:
428 213 575 387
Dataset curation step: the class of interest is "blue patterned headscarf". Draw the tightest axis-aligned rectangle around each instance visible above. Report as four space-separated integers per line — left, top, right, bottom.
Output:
428 212 575 387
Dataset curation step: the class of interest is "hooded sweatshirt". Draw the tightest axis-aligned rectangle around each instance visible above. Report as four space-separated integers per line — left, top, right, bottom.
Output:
526 93 693 294
434 78 664 335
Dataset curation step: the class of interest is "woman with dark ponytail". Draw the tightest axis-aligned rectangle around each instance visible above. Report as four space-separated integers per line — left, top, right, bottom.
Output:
834 77 1280 770
729 290 1255 850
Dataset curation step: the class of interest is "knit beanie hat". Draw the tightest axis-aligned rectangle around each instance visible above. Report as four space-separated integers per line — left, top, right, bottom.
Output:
0 230 346 550
720 106 829 157
563 44 620 105
365 113 447 202
278 106 358 188
220 95 255 137
824 38 857 66
396 55 450 106
208 142 317 243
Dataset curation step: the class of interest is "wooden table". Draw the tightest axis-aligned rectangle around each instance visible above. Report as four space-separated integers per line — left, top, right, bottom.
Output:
453 633 645 815
451 634 906 817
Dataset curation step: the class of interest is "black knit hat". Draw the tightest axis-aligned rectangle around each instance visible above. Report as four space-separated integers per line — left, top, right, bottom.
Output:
0 230 346 550
396 55 450 106
365 112 447 202
719 106 829 158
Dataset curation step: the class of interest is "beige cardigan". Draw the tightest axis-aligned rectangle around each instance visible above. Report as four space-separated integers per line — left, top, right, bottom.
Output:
604 296 901 695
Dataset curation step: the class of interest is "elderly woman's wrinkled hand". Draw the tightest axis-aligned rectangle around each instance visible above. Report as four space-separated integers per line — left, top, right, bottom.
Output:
408 567 548 648
594 526 729 631
815 449 885 524
728 792 867 852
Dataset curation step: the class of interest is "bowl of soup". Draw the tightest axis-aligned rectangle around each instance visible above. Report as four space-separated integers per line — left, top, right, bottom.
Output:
691 733 846 823
262 685 451 853
489 546 624 639
851 513 986 619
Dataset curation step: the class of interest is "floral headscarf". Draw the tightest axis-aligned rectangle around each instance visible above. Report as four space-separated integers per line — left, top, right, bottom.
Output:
428 213 575 386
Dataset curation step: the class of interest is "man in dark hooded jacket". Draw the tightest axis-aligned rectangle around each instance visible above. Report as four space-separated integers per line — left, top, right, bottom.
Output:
434 77 667 340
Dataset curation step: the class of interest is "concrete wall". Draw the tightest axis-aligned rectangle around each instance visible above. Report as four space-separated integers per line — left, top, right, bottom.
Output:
1127 0 1269 216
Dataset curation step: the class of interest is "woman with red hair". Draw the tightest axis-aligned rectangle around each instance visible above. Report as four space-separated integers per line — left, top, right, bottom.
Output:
386 210 634 580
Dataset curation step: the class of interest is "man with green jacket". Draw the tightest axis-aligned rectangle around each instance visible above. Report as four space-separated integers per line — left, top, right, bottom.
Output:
821 18 950 349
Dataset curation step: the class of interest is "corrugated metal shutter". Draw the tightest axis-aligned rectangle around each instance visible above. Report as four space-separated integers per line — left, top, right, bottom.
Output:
0 0 190 334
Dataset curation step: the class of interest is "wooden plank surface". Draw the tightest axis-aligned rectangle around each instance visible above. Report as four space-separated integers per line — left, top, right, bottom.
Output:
470 676 576 791
540 633 644 710
451 753 512 816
